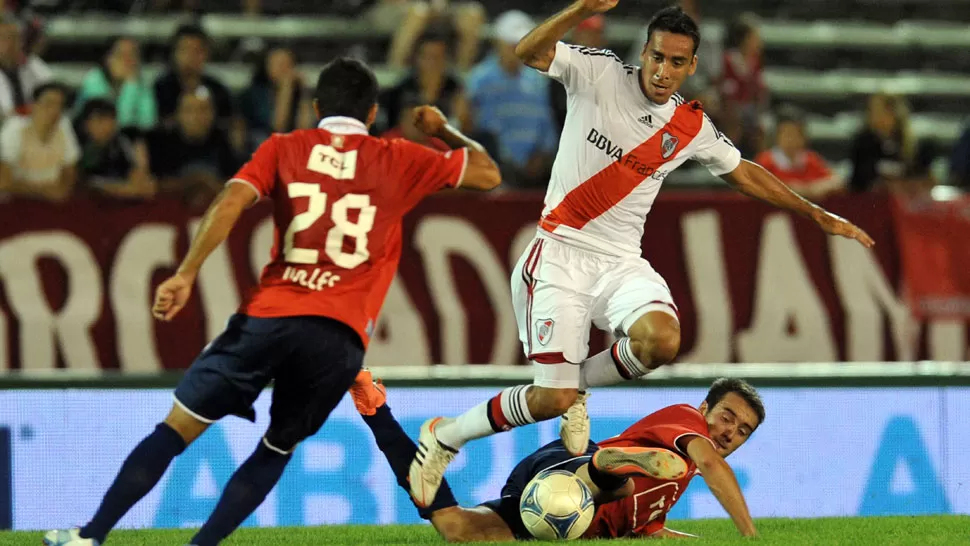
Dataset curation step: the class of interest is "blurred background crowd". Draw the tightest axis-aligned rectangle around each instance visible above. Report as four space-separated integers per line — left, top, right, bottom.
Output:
0 0 967 208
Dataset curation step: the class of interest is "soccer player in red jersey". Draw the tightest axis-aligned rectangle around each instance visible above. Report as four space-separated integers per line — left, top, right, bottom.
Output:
351 372 761 540
44 58 501 546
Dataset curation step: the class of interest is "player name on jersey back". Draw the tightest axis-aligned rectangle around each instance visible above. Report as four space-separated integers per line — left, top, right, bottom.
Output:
229 116 468 346
538 42 741 257
280 265 341 292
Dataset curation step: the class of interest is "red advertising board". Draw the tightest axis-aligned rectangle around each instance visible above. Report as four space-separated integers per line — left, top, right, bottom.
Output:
0 191 966 372
891 196 970 320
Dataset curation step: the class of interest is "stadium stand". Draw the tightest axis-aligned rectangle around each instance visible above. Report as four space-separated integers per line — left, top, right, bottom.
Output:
32 1 970 185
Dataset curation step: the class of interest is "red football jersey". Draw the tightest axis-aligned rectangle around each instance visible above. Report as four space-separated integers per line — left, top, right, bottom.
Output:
754 147 833 186
231 117 468 346
584 404 717 538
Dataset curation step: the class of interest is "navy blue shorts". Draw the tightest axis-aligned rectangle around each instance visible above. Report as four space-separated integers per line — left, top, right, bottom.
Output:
479 439 599 540
173 313 364 452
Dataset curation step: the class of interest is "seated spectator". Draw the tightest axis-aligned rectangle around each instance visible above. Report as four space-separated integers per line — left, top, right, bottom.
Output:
719 13 767 158
466 10 557 189
949 120 970 189
0 13 51 121
754 106 843 200
0 82 78 202
74 36 157 132
551 15 604 132
379 30 468 135
75 99 156 200
374 0 485 71
239 46 311 153
154 25 234 128
147 89 238 209
850 93 935 195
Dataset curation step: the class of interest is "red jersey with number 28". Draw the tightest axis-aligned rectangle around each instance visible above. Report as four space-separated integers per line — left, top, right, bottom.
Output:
585 404 717 538
230 116 468 347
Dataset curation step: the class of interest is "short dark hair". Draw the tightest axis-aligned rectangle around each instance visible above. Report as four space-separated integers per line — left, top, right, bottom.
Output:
646 6 701 56
171 24 210 49
417 25 455 50
726 14 759 50
79 98 117 121
32 81 69 103
705 378 765 426
314 57 378 123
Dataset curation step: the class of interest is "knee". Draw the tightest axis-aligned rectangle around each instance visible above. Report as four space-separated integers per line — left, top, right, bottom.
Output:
164 405 210 446
630 322 681 368
529 386 578 418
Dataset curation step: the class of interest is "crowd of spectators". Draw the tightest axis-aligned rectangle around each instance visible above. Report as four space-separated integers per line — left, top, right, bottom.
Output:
0 0 966 206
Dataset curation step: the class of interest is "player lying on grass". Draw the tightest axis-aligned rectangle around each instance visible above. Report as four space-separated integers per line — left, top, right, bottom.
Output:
350 371 763 540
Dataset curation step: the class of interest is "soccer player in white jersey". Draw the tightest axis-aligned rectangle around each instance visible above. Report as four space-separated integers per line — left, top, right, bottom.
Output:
409 0 875 507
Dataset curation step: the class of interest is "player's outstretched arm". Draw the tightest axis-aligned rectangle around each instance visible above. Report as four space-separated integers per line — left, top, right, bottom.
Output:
685 437 757 537
152 183 256 321
514 0 618 71
413 105 501 191
722 159 875 249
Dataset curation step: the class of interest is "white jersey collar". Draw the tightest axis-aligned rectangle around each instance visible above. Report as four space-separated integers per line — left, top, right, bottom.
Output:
317 116 369 135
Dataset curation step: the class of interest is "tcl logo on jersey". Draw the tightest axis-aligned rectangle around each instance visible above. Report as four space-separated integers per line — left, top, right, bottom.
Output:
586 128 658 177
307 144 357 180
281 266 341 291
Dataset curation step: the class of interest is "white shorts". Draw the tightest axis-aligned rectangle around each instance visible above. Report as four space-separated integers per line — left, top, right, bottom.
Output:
511 232 679 388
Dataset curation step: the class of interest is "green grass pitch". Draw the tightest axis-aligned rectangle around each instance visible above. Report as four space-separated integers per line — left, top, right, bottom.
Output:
1 516 966 545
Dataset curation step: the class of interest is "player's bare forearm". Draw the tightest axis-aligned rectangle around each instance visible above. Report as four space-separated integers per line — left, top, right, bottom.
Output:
722 160 822 220
700 459 756 537
686 438 757 537
436 123 487 155
723 160 874 248
514 1 593 69
175 183 255 278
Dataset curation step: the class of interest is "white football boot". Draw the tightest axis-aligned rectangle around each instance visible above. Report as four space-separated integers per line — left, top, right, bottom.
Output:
560 391 591 456
43 528 99 546
408 417 458 508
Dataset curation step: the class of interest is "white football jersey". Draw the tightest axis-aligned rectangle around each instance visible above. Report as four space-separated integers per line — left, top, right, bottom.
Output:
537 41 741 256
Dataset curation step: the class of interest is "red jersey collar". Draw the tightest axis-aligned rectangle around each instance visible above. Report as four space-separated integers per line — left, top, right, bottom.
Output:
318 116 368 135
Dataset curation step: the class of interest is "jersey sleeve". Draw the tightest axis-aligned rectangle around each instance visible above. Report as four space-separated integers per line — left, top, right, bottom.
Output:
229 134 279 199
619 405 716 456
542 41 621 93
392 139 468 206
692 113 742 177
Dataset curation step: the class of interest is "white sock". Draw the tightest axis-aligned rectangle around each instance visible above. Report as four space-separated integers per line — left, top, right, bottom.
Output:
580 338 649 389
436 385 535 449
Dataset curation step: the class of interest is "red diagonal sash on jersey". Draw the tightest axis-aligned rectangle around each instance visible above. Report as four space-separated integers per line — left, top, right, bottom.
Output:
539 102 705 232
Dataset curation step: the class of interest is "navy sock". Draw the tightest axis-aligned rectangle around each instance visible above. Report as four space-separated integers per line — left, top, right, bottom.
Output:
80 423 186 543
586 456 629 492
191 441 292 546
363 404 458 518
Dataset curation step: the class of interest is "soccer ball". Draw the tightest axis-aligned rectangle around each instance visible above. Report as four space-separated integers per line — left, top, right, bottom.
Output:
519 469 595 540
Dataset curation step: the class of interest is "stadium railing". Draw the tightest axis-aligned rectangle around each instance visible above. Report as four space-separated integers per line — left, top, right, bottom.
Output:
43 15 970 50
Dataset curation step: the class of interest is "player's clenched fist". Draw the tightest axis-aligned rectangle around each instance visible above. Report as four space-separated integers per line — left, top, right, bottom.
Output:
412 105 448 136
576 0 618 14
152 272 195 321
